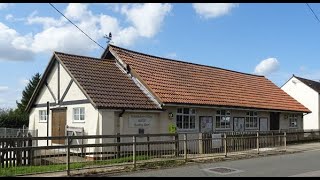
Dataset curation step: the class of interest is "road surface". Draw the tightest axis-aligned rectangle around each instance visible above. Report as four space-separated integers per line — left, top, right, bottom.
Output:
113 149 320 177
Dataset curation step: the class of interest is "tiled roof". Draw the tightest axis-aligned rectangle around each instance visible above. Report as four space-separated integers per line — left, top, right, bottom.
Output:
55 52 161 110
294 75 320 94
108 45 310 113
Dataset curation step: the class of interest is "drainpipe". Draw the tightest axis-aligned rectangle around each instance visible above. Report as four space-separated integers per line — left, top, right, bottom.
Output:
118 109 125 134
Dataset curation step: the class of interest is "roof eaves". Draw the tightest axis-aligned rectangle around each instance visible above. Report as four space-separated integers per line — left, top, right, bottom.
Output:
25 53 57 113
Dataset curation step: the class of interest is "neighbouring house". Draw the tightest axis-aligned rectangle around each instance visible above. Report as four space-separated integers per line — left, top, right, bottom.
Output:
26 44 310 147
281 75 320 130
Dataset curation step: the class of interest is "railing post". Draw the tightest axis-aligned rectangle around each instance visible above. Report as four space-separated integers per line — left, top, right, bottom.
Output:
284 132 287 151
133 136 136 169
116 133 121 159
199 133 203 154
184 133 187 162
174 133 179 157
256 131 259 154
224 133 227 157
66 136 70 176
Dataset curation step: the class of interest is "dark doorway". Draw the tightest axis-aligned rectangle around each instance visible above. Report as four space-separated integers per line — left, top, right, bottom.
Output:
270 112 280 130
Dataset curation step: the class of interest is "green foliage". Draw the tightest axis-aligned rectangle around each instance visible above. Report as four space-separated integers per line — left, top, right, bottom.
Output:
0 108 28 128
0 73 41 128
16 73 41 114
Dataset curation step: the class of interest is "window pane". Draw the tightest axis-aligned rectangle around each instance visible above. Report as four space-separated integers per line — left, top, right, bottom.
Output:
190 116 195 129
176 115 182 128
177 108 182 114
217 110 220 115
254 112 258 116
246 112 250 116
225 116 230 128
80 108 85 115
216 116 221 128
80 115 85 121
74 114 78 121
250 111 253 116
226 111 231 116
183 108 189 114
190 109 196 114
74 108 79 115
183 116 189 129
221 110 225 115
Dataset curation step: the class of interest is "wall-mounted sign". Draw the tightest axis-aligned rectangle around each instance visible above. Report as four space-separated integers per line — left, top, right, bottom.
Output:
129 114 154 128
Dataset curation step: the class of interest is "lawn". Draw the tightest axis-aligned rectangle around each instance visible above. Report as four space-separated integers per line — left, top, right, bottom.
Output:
0 155 150 176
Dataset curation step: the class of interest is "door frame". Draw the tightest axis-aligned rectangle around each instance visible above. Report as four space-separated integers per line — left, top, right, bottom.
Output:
259 117 269 131
51 107 67 144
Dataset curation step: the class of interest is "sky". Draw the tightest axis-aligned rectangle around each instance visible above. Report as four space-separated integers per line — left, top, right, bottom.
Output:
1 3 320 109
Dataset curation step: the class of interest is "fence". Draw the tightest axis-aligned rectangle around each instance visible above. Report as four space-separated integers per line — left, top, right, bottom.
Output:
0 132 287 176
0 127 38 138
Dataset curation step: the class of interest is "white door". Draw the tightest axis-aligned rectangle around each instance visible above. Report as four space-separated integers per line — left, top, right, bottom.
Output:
234 117 244 132
259 117 268 131
200 116 213 133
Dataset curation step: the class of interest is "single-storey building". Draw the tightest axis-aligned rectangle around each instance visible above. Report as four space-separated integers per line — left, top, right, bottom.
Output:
26 44 310 147
281 75 320 130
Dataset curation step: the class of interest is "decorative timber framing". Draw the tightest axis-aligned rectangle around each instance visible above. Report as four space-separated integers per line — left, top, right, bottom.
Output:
60 79 74 103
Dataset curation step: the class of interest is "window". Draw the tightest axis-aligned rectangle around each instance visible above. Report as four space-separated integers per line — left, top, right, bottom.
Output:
289 114 298 128
245 111 258 129
73 107 85 121
39 110 47 122
216 110 231 129
176 108 196 129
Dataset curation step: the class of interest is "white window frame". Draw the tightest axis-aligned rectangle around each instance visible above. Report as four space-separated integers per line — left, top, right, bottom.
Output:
215 110 231 129
289 114 298 128
176 108 196 130
245 111 258 129
39 110 47 123
73 107 85 122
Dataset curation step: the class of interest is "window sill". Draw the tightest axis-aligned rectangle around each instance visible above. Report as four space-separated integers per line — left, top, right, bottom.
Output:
72 121 85 123
177 129 197 132
245 127 258 130
39 121 47 123
215 128 231 131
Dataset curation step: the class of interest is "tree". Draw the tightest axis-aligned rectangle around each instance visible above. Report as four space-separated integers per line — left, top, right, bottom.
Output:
16 73 41 114
12 73 41 127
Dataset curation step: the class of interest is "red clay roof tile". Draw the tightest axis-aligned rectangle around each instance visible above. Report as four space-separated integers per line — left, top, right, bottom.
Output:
109 45 310 113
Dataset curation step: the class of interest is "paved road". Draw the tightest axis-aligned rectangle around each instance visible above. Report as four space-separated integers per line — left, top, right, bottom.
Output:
113 149 320 177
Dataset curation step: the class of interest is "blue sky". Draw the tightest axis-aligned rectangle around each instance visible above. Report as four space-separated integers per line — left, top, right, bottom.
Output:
1 3 320 108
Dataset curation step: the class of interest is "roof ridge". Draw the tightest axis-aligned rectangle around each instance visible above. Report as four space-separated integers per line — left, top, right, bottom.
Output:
109 44 264 78
54 51 104 61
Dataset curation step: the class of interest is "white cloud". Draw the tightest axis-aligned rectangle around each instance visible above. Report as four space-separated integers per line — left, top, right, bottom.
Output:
0 3 9 10
0 3 172 61
0 22 35 61
192 3 238 19
19 79 29 86
121 3 172 38
0 86 9 92
5 14 13 20
254 58 280 76
165 52 177 59
5 14 25 22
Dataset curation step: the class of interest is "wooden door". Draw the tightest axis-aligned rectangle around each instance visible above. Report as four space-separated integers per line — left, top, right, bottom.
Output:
52 109 66 144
